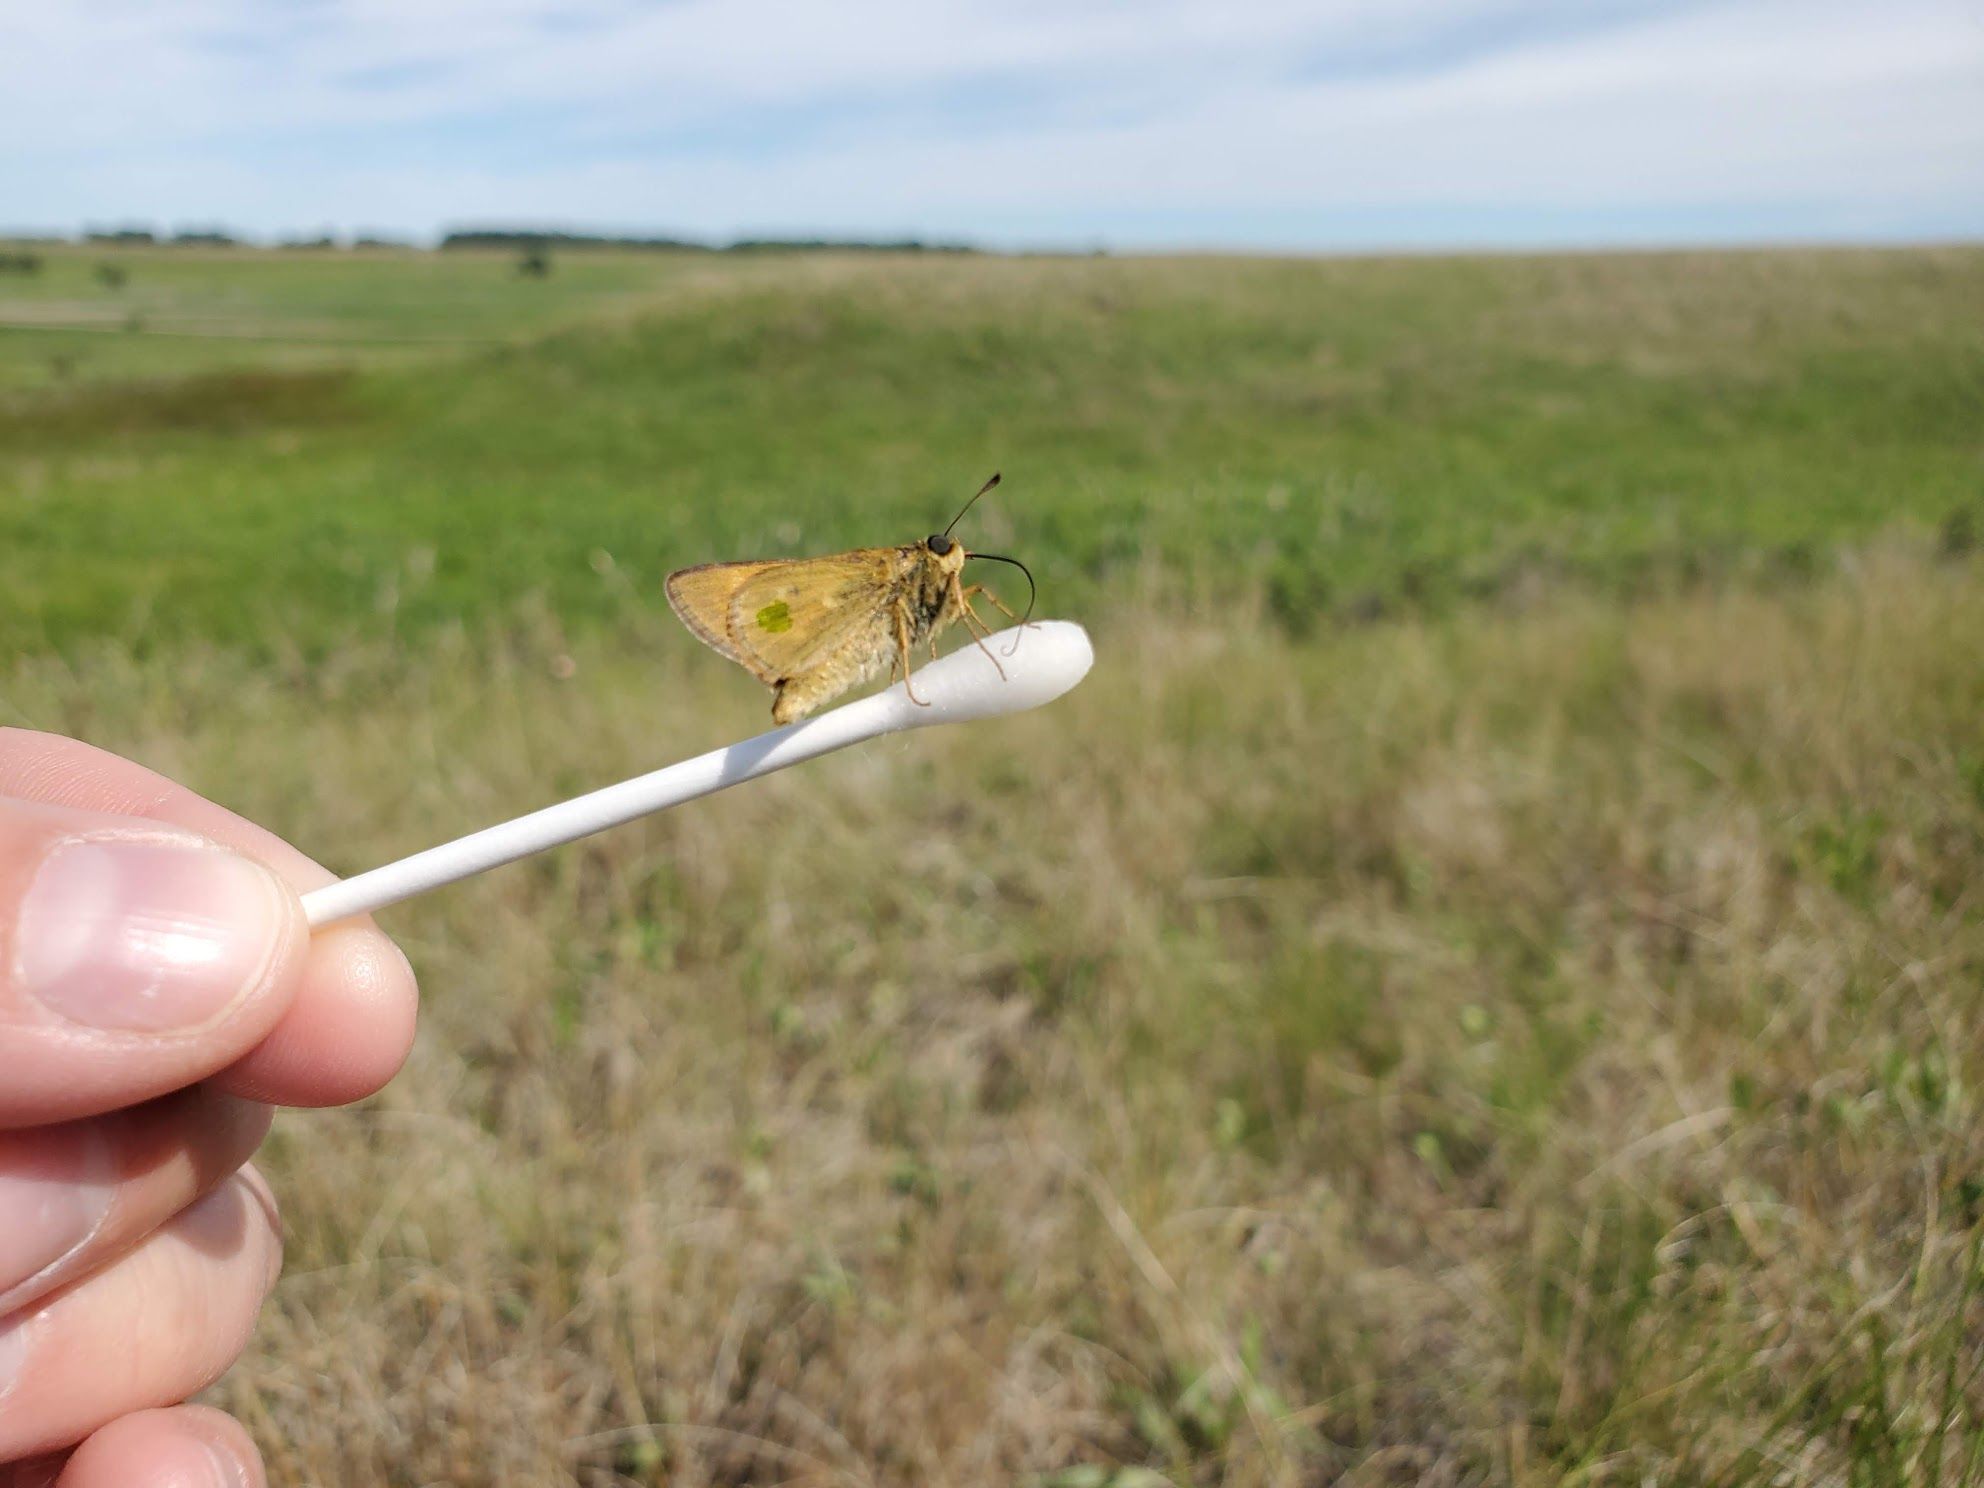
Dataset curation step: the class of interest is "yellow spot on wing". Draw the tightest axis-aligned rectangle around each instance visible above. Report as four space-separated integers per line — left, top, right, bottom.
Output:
756 600 793 633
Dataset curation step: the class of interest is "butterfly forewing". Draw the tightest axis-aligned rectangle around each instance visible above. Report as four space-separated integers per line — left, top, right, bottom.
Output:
725 549 913 680
664 560 789 681
667 548 916 687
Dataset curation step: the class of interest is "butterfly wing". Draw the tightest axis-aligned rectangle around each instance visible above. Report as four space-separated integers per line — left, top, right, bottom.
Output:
665 559 789 681
666 548 914 685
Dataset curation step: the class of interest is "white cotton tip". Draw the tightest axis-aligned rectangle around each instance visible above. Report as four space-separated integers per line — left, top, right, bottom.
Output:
865 620 1095 732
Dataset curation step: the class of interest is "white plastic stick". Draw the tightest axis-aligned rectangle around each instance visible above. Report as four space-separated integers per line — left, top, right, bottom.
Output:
300 620 1093 928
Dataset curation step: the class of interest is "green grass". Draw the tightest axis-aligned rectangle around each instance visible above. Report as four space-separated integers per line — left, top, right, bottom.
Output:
4 244 1982 1486
4 246 1981 658
0 243 743 383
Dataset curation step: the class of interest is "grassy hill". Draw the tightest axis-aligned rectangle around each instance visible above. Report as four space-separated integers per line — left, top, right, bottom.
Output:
4 246 1980 655
4 244 1982 1485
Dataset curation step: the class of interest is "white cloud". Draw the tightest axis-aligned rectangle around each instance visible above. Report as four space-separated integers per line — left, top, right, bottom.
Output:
2 0 1979 246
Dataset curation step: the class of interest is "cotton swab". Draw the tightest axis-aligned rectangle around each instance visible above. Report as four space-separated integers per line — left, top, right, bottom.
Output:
299 620 1094 928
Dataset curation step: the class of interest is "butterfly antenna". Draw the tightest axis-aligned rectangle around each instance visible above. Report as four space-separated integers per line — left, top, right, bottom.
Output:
943 472 1002 539
965 552 1036 633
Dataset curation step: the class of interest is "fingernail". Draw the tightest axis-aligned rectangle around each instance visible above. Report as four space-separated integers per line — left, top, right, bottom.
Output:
15 838 289 1032
0 1130 114 1300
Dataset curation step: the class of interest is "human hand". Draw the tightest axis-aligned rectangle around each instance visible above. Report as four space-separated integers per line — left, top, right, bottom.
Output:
0 729 419 1486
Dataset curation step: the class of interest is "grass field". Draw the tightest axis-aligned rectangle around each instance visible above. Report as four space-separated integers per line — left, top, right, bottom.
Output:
4 243 1984 1485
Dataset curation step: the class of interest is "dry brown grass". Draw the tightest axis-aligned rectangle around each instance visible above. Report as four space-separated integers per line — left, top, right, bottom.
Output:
8 546 1983 1485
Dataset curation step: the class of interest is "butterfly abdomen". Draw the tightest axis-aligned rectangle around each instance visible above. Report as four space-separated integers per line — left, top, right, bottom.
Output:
771 629 895 723
768 561 960 724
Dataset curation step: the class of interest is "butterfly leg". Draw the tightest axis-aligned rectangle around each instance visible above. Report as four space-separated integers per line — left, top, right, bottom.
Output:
951 577 1009 681
961 583 1019 622
961 581 1029 660
897 603 930 706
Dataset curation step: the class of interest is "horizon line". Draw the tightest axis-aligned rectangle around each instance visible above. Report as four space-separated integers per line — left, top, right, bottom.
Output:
5 222 1983 262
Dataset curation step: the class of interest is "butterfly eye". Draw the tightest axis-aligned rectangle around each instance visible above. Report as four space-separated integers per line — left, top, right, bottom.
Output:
926 534 955 555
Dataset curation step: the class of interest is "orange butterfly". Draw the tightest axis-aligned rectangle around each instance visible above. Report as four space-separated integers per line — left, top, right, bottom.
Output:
666 474 1034 723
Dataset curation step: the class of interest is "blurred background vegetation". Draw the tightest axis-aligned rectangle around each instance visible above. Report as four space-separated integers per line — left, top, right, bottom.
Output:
4 241 1983 1485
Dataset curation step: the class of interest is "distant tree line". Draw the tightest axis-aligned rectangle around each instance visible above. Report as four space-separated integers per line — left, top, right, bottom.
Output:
278 232 413 250
12 225 991 256
71 225 413 250
438 228 977 254
441 229 709 253
83 227 240 247
730 236 974 254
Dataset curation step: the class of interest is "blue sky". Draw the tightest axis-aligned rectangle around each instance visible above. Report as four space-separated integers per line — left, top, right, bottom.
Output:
3 0 1980 251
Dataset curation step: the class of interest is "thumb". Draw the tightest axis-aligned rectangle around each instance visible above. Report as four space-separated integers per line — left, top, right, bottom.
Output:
0 796 307 1127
